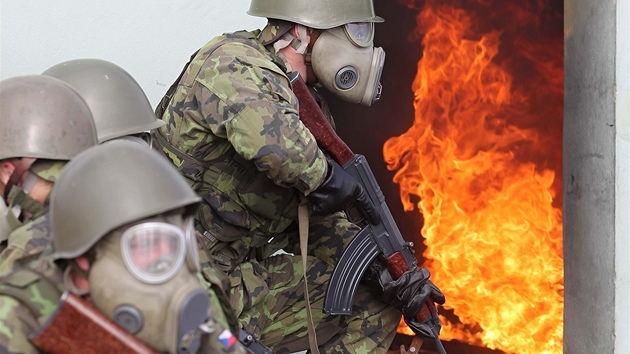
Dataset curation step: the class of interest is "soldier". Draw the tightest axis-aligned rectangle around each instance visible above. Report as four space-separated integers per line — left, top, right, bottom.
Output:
0 59 166 272
0 141 246 354
155 0 445 352
0 75 98 270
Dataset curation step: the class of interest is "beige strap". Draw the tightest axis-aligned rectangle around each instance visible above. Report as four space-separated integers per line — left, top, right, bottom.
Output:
298 199 320 354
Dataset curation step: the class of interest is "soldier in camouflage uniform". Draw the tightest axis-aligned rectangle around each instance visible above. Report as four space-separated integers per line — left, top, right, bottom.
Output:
0 59 165 272
0 141 247 354
155 1 445 353
0 75 98 272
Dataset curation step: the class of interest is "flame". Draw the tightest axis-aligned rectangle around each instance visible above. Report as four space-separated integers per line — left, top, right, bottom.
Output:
384 1 563 353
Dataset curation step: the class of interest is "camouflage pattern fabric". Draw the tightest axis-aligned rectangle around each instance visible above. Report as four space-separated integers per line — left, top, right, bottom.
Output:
157 30 401 352
157 30 327 270
0 213 50 274
0 160 65 273
197 270 249 354
257 19 295 45
229 213 400 353
29 160 65 183
0 256 64 354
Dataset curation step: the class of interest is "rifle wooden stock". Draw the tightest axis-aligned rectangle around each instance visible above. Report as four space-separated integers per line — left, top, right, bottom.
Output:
30 291 157 354
289 72 354 165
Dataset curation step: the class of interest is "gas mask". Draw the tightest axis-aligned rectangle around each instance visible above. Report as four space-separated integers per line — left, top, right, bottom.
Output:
311 22 386 106
89 217 209 354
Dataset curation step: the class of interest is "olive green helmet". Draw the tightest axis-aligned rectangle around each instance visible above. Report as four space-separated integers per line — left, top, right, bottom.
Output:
0 75 98 161
50 140 201 260
42 59 165 143
247 0 383 29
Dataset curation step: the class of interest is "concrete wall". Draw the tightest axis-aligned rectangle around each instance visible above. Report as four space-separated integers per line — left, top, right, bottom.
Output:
565 0 630 352
615 0 630 351
0 0 266 106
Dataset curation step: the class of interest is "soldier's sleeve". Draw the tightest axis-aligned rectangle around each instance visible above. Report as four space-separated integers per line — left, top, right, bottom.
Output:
0 244 27 274
0 219 46 274
0 296 41 354
195 44 328 195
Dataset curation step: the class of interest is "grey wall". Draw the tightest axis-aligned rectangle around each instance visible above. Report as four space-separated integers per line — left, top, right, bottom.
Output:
565 0 630 352
615 0 630 350
0 0 266 106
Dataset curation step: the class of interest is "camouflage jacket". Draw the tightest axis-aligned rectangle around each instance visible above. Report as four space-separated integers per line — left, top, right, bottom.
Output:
0 213 51 274
157 30 328 271
0 256 64 354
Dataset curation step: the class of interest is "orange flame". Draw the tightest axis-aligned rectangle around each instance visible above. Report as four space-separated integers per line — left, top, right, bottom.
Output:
384 1 563 353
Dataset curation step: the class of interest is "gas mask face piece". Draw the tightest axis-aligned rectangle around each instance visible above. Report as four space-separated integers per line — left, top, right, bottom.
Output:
89 220 209 354
311 22 386 106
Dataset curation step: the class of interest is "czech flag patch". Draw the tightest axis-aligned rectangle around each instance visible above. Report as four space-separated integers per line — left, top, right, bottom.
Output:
219 329 237 348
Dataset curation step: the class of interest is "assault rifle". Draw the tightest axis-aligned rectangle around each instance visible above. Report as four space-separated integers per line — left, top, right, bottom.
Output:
289 72 446 354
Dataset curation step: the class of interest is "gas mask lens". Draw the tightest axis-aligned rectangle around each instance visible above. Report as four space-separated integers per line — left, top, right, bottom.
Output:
344 22 374 47
122 222 185 284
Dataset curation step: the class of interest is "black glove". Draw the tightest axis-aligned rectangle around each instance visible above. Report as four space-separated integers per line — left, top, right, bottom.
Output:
363 259 445 337
307 157 380 224
405 294 443 339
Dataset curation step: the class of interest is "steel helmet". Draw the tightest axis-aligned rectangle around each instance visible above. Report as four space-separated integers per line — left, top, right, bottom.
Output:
247 0 383 29
50 140 201 260
42 59 165 143
0 75 97 161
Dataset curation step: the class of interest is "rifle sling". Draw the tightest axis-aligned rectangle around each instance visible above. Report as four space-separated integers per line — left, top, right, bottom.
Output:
298 199 320 354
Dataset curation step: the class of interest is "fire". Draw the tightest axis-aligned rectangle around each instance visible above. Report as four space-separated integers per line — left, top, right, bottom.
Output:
384 1 563 353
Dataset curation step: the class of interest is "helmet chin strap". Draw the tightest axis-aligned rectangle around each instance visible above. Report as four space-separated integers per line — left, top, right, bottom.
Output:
274 24 311 74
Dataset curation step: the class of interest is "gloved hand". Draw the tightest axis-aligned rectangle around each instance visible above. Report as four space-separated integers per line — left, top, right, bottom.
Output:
307 157 380 224
363 259 445 338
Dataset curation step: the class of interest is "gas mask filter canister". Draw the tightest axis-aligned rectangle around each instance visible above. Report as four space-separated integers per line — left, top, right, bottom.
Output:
311 22 386 106
89 221 209 354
